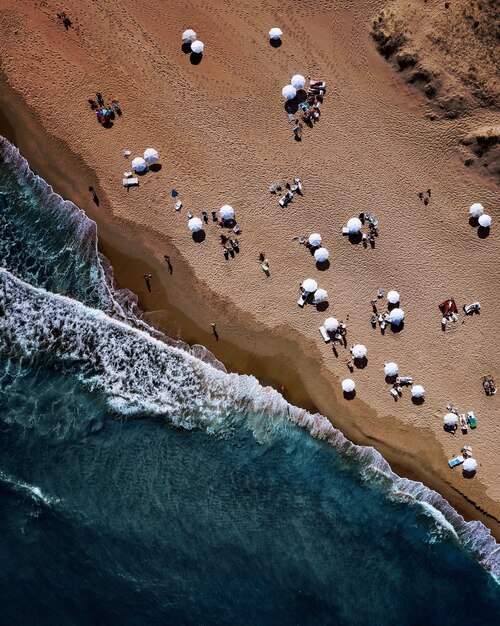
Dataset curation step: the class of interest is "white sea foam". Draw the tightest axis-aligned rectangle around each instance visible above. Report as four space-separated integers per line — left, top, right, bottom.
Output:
1 267 499 580
0 468 60 507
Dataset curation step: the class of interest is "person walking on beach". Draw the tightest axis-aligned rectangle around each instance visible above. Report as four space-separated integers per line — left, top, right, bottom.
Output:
143 274 152 292
211 323 219 341
164 255 173 274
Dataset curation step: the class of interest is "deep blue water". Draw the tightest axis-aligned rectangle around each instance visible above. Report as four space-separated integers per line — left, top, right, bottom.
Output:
0 137 499 625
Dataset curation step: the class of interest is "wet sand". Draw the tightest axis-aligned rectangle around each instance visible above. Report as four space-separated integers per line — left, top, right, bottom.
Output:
0 0 499 537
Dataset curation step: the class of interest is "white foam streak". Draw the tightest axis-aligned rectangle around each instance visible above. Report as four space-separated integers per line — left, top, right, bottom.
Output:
0 469 60 506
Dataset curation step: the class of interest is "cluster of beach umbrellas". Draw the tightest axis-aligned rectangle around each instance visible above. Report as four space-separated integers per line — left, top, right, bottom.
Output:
282 74 306 100
188 204 236 233
308 233 329 263
469 202 492 228
302 278 328 304
182 29 204 54
132 148 159 173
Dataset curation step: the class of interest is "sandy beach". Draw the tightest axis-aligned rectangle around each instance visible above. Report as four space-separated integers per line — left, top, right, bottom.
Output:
0 0 499 538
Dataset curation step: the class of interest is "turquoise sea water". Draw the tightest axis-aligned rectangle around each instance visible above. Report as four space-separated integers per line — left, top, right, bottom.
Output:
1 137 499 624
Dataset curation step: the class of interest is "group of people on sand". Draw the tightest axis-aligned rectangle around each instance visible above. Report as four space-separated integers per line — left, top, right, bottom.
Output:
87 92 122 125
220 234 240 260
370 294 392 332
292 80 325 140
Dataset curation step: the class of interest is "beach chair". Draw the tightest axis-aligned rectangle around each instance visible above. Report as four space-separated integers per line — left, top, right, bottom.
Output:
341 227 350 235
389 387 398 398
298 293 307 307
319 326 331 343
174 200 182 211
279 192 293 208
396 376 413 385
448 454 464 468
122 177 138 187
459 414 468 431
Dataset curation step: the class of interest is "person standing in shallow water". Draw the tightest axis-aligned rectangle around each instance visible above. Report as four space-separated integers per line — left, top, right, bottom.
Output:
211 323 219 341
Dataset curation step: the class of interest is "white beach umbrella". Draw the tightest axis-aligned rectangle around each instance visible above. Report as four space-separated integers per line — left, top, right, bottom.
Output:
384 361 399 377
387 290 400 305
314 247 329 263
269 27 283 40
478 214 492 228
347 217 362 234
342 378 355 393
143 148 159 164
282 84 297 100
131 157 147 172
291 74 306 89
324 317 339 332
444 413 458 426
219 204 235 220
389 308 405 325
182 29 197 43
302 278 318 293
351 344 367 360
469 203 484 218
313 288 328 303
191 40 204 54
188 217 203 233
463 458 478 472
308 233 322 247
411 384 425 398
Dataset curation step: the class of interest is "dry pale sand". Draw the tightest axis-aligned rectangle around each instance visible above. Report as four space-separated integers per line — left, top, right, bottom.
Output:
0 0 499 532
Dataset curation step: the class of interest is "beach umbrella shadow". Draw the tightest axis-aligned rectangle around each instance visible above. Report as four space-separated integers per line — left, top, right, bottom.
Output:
190 52 203 65
284 99 299 114
354 357 367 369
316 260 330 271
385 374 397 384
343 390 356 400
468 216 479 228
478 226 490 239
462 469 477 479
149 163 162 173
269 38 282 48
411 396 425 406
348 232 363 245
192 230 206 243
390 321 405 333
315 301 329 312
181 42 192 54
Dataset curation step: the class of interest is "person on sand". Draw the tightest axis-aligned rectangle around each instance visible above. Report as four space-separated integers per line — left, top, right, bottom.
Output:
143 274 152 292
211 323 219 341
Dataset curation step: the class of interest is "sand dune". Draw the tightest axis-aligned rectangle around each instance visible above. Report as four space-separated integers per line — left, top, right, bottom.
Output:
0 0 498 532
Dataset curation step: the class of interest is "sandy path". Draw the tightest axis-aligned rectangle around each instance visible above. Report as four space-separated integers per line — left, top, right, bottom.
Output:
0 0 498 523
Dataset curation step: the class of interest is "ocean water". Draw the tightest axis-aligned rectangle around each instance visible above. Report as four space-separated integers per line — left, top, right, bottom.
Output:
0 137 499 625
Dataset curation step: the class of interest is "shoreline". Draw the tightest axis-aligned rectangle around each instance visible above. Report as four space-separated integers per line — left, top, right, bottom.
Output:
1 75 500 541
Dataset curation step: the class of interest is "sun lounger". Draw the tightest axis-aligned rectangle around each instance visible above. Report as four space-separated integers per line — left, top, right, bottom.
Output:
122 177 138 187
298 294 307 307
174 200 182 210
342 227 350 235
319 325 331 343
396 376 413 385
448 454 465 468
390 387 399 397
123 171 133 177
279 192 293 208
459 414 468 431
